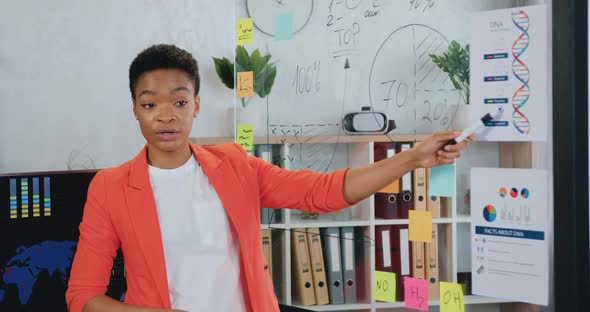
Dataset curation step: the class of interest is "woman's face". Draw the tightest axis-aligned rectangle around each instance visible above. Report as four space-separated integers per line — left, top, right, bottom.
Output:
132 68 200 154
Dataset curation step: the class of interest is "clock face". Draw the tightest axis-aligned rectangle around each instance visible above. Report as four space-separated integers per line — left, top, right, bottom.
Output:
369 24 462 133
246 0 314 37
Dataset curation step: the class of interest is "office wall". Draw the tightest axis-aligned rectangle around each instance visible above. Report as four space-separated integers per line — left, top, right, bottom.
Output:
0 0 235 173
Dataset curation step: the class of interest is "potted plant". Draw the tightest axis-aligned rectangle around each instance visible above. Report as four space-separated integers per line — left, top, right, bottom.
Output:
213 45 277 131
429 40 470 129
213 46 277 128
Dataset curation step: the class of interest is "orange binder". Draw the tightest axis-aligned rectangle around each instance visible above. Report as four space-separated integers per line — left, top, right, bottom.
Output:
306 228 330 305
292 229 316 305
411 167 427 279
262 229 273 279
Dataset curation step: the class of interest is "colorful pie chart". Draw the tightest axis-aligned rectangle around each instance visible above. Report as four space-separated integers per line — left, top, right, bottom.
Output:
483 205 497 222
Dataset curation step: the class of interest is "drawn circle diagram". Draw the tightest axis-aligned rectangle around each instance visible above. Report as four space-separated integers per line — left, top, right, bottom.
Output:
499 187 507 198
521 188 530 199
369 24 459 133
246 0 313 37
510 187 519 198
483 205 497 222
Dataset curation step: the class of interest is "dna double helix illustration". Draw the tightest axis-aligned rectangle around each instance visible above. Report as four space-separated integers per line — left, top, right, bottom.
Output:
511 10 531 134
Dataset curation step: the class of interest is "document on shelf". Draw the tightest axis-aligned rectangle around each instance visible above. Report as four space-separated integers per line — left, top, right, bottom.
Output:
471 168 549 305
470 5 548 142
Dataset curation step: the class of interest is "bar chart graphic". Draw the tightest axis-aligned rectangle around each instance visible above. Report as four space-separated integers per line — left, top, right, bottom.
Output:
43 177 51 216
9 179 17 219
21 179 29 218
6 176 51 219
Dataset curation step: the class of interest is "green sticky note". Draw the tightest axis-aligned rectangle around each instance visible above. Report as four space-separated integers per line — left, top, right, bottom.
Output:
237 124 254 151
429 164 455 197
275 13 294 40
440 281 465 312
237 18 253 45
374 271 397 302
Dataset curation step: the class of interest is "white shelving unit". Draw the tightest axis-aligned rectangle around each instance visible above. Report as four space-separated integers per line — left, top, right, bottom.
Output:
192 136 532 312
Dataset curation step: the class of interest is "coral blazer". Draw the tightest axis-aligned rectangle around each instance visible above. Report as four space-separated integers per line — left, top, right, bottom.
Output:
66 143 350 312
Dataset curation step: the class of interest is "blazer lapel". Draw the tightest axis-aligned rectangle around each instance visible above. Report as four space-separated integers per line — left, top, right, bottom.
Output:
190 144 249 241
191 144 260 310
125 146 171 308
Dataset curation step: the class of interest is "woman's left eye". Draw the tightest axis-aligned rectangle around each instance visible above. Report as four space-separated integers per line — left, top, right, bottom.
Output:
176 100 188 106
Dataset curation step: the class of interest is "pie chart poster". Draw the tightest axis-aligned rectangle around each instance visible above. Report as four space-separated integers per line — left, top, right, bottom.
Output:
470 168 549 305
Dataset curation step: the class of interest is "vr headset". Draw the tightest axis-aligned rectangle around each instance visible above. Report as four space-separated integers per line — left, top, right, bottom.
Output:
342 106 396 135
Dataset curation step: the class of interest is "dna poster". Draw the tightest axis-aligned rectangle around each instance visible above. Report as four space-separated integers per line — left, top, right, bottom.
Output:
470 5 548 141
470 168 549 305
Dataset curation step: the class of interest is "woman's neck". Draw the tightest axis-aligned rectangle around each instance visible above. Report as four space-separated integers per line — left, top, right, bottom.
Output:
147 144 193 169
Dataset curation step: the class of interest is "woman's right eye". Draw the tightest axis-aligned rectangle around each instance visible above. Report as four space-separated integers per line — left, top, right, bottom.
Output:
142 103 156 109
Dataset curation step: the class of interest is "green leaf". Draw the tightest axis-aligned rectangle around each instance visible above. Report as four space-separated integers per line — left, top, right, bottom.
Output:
449 76 462 91
251 49 269 77
429 40 470 101
254 64 277 98
263 65 277 97
235 45 251 70
213 57 234 89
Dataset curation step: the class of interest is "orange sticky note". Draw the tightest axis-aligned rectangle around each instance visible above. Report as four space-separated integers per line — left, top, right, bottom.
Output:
440 282 465 312
237 71 254 98
237 124 254 151
237 18 253 45
374 271 397 302
409 210 432 242
403 276 428 311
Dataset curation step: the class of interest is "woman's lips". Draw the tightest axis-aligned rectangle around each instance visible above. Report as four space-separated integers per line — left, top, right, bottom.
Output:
155 130 179 141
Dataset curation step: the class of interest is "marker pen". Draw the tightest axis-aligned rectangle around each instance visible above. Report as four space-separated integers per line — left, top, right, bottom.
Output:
447 108 504 145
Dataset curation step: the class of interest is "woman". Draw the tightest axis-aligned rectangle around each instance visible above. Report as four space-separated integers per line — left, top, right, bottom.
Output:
66 44 469 312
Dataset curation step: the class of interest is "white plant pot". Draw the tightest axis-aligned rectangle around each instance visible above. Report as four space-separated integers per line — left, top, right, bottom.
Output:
449 104 472 131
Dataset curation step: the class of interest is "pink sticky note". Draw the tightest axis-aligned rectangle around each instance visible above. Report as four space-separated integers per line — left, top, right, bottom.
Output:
404 276 429 311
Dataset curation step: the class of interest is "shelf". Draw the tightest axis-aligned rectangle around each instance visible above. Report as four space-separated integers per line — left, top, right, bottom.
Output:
249 132 523 312
290 303 372 311
374 295 513 308
456 216 471 223
374 218 409 225
289 218 371 229
464 295 514 304
190 134 429 146
374 218 453 226
261 223 286 229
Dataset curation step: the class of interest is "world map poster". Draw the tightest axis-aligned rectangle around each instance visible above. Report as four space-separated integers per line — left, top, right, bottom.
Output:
0 171 126 311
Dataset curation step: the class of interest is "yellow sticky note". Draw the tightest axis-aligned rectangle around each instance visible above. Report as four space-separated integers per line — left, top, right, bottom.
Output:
409 210 432 242
374 271 397 303
237 71 254 98
237 124 254 151
237 18 253 45
440 282 465 312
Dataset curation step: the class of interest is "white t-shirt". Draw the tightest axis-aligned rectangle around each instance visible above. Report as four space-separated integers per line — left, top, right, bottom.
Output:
148 156 247 312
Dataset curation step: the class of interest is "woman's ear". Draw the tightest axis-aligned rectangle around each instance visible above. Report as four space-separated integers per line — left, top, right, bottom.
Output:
193 95 201 118
132 100 138 120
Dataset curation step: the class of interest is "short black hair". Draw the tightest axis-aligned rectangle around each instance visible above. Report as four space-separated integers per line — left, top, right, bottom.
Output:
129 44 200 99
